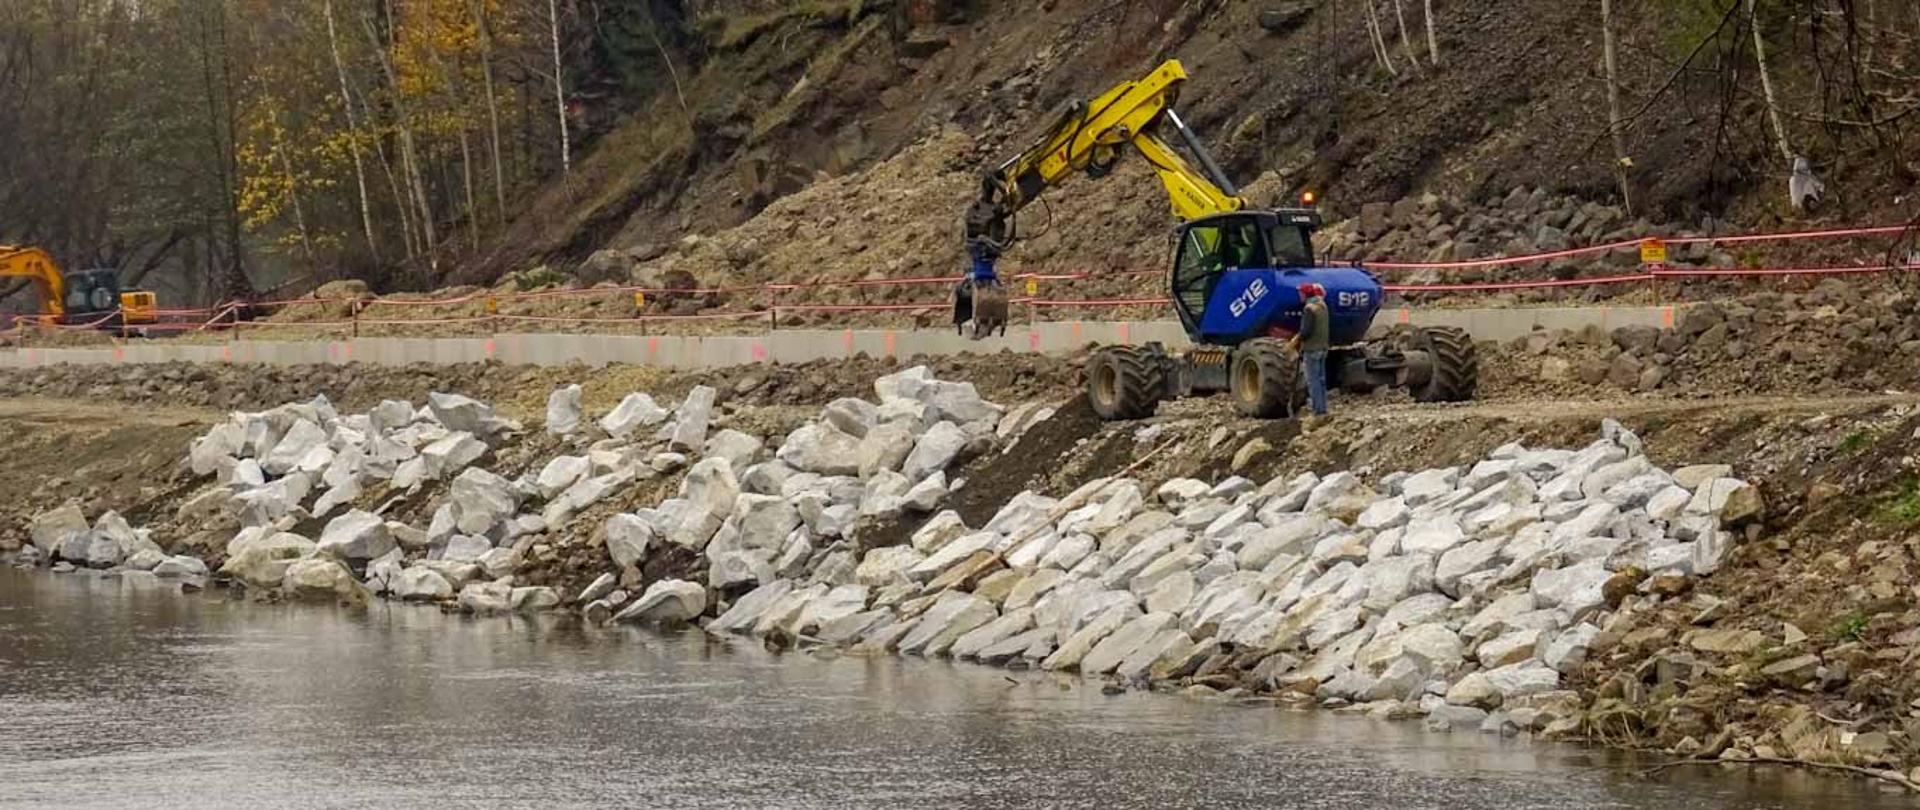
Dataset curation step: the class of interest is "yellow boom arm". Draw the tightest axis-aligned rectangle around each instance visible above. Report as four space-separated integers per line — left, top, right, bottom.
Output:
0 245 67 316
968 59 1245 248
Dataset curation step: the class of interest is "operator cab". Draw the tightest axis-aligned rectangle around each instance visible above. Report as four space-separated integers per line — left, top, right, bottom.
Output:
63 268 123 316
60 268 155 326
1169 209 1321 335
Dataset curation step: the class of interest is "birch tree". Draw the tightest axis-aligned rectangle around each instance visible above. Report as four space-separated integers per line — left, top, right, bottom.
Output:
1393 0 1421 72
322 0 378 260
1747 0 1795 162
1600 0 1633 213
547 0 570 176
1424 0 1440 66
472 0 506 222
1365 0 1398 76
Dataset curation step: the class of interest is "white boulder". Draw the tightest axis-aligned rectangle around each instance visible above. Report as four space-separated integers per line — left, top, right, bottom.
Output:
600 393 670 438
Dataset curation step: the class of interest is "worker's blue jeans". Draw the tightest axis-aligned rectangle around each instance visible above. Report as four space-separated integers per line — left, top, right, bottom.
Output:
1302 350 1328 416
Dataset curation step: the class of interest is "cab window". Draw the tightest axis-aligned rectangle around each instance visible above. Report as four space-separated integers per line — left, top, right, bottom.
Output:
1173 224 1224 316
1223 221 1268 269
1267 223 1314 267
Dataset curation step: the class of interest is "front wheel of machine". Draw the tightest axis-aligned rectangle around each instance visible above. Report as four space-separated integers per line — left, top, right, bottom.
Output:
1085 345 1166 421
1415 326 1479 402
1230 338 1303 419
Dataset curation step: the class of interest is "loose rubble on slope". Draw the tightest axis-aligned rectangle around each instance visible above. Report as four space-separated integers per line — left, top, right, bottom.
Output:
1487 282 1920 399
10 368 1780 759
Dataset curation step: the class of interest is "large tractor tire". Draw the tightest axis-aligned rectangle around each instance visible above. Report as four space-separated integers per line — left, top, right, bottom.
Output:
1229 338 1305 418
1414 326 1479 402
1085 345 1167 421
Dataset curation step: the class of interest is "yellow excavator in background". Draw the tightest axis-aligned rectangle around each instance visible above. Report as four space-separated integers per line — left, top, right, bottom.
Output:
0 245 157 326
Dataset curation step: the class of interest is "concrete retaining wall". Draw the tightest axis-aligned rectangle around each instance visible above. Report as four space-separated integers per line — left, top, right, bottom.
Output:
0 305 1684 370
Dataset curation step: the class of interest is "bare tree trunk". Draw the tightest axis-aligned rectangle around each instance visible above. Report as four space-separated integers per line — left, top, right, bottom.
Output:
1366 0 1398 76
359 10 437 266
1393 0 1421 72
471 0 506 223
1601 0 1634 213
196 3 250 300
643 20 688 119
347 44 414 259
1748 0 1794 162
272 118 315 262
1862 0 1876 73
519 80 532 181
121 229 186 289
548 0 571 175
457 128 477 250
1424 0 1440 66
428 46 479 251
322 0 379 261
399 128 437 265
370 125 416 259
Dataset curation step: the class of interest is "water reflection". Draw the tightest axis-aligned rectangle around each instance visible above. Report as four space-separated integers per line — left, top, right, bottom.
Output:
0 569 1905 809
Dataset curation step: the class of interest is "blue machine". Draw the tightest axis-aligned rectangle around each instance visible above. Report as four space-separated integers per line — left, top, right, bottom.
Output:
943 56 1478 420
1084 209 1478 420
1193 265 1382 345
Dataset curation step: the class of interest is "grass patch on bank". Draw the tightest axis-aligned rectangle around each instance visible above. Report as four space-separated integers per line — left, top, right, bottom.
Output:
1875 476 1920 526
1831 611 1870 643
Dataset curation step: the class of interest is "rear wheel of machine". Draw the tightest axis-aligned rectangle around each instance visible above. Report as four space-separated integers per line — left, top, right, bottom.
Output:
1085 346 1166 421
1415 326 1479 402
1230 338 1303 418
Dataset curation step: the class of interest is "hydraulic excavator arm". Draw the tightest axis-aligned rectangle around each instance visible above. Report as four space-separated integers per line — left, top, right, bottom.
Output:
954 59 1245 338
0 245 67 317
965 59 1246 267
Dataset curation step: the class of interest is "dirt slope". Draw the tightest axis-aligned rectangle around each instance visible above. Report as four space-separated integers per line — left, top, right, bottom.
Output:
452 0 1915 297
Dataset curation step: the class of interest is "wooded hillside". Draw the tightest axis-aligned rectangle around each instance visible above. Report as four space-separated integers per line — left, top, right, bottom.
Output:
3 1 1915 313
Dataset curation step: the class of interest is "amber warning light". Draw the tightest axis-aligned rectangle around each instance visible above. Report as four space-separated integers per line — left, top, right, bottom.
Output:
1300 190 1318 206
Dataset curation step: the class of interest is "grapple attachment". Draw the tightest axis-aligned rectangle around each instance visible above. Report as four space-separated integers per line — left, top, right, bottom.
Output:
953 278 1009 339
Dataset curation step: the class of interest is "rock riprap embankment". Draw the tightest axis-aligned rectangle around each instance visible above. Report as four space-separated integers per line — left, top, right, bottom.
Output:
13 366 1050 617
702 420 1762 736
12 368 1762 737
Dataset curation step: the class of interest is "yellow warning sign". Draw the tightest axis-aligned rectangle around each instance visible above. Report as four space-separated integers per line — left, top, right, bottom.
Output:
1639 238 1667 265
633 291 647 310
485 297 498 314
1025 278 1038 296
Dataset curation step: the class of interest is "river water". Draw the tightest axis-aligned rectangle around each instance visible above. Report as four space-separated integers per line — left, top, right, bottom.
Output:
0 569 1905 810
